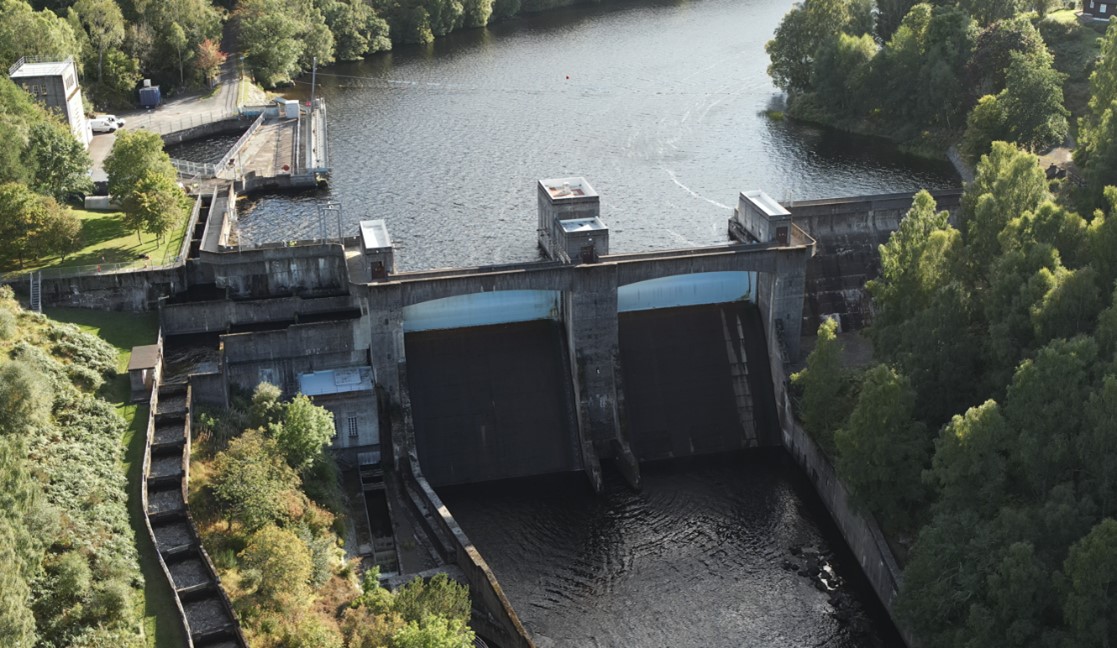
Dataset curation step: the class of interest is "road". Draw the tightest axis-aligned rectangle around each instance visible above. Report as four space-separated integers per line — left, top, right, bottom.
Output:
89 57 251 184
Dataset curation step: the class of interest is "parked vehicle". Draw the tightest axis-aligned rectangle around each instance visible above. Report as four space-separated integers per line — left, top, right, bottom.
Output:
90 115 126 133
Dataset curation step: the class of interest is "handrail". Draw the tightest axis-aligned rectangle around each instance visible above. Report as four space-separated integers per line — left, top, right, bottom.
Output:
215 111 265 174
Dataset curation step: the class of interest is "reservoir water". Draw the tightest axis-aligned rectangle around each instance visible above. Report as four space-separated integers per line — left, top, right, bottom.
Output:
238 0 958 269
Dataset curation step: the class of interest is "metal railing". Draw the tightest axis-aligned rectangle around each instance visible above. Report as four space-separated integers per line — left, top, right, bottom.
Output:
8 55 73 76
215 111 265 173
170 158 217 178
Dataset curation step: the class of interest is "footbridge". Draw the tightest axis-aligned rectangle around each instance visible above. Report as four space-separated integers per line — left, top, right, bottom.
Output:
353 179 814 491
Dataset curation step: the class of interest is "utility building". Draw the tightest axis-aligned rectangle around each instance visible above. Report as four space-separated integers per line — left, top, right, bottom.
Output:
9 56 92 148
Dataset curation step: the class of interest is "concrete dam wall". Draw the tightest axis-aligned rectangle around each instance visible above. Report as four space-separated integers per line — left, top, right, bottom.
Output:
405 319 583 487
619 301 778 462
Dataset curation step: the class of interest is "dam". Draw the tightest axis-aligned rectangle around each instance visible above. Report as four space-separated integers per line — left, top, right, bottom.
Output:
11 171 938 646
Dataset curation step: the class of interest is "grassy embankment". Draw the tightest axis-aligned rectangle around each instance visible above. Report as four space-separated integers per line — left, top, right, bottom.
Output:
2 207 189 275
44 307 186 648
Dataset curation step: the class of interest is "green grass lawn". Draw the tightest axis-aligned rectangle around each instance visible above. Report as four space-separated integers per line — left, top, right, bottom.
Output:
3 207 190 275
44 307 187 648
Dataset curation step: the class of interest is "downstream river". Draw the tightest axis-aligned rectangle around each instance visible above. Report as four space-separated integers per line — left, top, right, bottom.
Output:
238 0 957 268
439 453 904 647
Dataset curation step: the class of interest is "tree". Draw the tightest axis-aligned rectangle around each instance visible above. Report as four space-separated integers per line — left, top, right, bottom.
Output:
73 0 125 83
1063 518 1117 646
959 142 1049 277
1081 377 1117 518
320 0 391 61
120 169 189 244
765 0 870 95
1089 187 1117 292
1004 336 1097 499
143 0 223 87
393 616 475 648
274 393 336 472
394 573 471 626
927 400 1011 517
194 38 225 83
811 33 876 114
959 0 1025 26
250 382 285 428
835 365 929 530
38 200 82 263
790 318 851 452
962 542 1060 648
0 0 82 71
965 17 1047 98
24 121 92 201
961 94 1007 162
0 183 46 269
867 189 958 337
210 428 304 531
239 524 313 607
235 0 340 86
998 51 1069 152
103 129 176 202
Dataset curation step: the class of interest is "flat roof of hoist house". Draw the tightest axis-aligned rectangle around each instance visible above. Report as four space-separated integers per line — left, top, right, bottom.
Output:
359 220 391 250
298 367 374 397
127 344 160 371
560 217 607 233
539 177 598 200
740 189 790 217
10 60 71 78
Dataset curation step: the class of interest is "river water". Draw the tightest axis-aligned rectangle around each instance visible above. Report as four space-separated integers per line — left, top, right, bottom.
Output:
439 453 904 647
237 0 957 268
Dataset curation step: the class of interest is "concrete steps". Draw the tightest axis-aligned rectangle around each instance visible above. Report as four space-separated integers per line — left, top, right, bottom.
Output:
142 382 246 648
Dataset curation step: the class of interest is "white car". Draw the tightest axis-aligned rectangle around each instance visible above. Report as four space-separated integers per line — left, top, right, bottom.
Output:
90 115 126 133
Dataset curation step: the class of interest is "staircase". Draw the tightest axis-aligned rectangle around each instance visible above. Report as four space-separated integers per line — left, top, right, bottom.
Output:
28 271 41 312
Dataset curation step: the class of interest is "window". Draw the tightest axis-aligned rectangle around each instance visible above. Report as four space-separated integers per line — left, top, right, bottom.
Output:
347 416 359 438
1103 3 1109 11
1091 0 1096 7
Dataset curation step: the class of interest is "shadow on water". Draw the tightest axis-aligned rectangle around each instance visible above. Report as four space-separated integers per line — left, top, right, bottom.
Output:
438 450 905 648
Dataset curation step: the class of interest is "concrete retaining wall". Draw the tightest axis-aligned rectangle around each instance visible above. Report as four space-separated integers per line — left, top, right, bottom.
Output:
763 330 914 647
388 383 535 648
160 118 251 146
36 266 186 310
222 319 365 394
202 243 348 299
161 294 355 335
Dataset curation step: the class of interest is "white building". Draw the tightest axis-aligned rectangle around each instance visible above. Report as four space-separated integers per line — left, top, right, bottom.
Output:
9 56 92 148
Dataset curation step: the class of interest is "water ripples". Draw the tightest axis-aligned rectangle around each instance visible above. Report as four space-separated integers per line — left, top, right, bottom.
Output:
439 453 902 647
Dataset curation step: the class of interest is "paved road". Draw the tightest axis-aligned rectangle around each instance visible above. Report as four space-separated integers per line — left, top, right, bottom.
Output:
89 58 243 184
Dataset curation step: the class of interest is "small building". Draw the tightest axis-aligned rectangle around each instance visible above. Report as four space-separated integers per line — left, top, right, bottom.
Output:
298 367 379 456
8 56 91 148
1084 0 1114 17
537 177 604 261
128 344 162 402
735 190 792 245
359 220 394 280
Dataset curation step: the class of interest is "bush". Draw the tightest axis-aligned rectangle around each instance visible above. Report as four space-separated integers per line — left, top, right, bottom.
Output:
0 308 16 340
